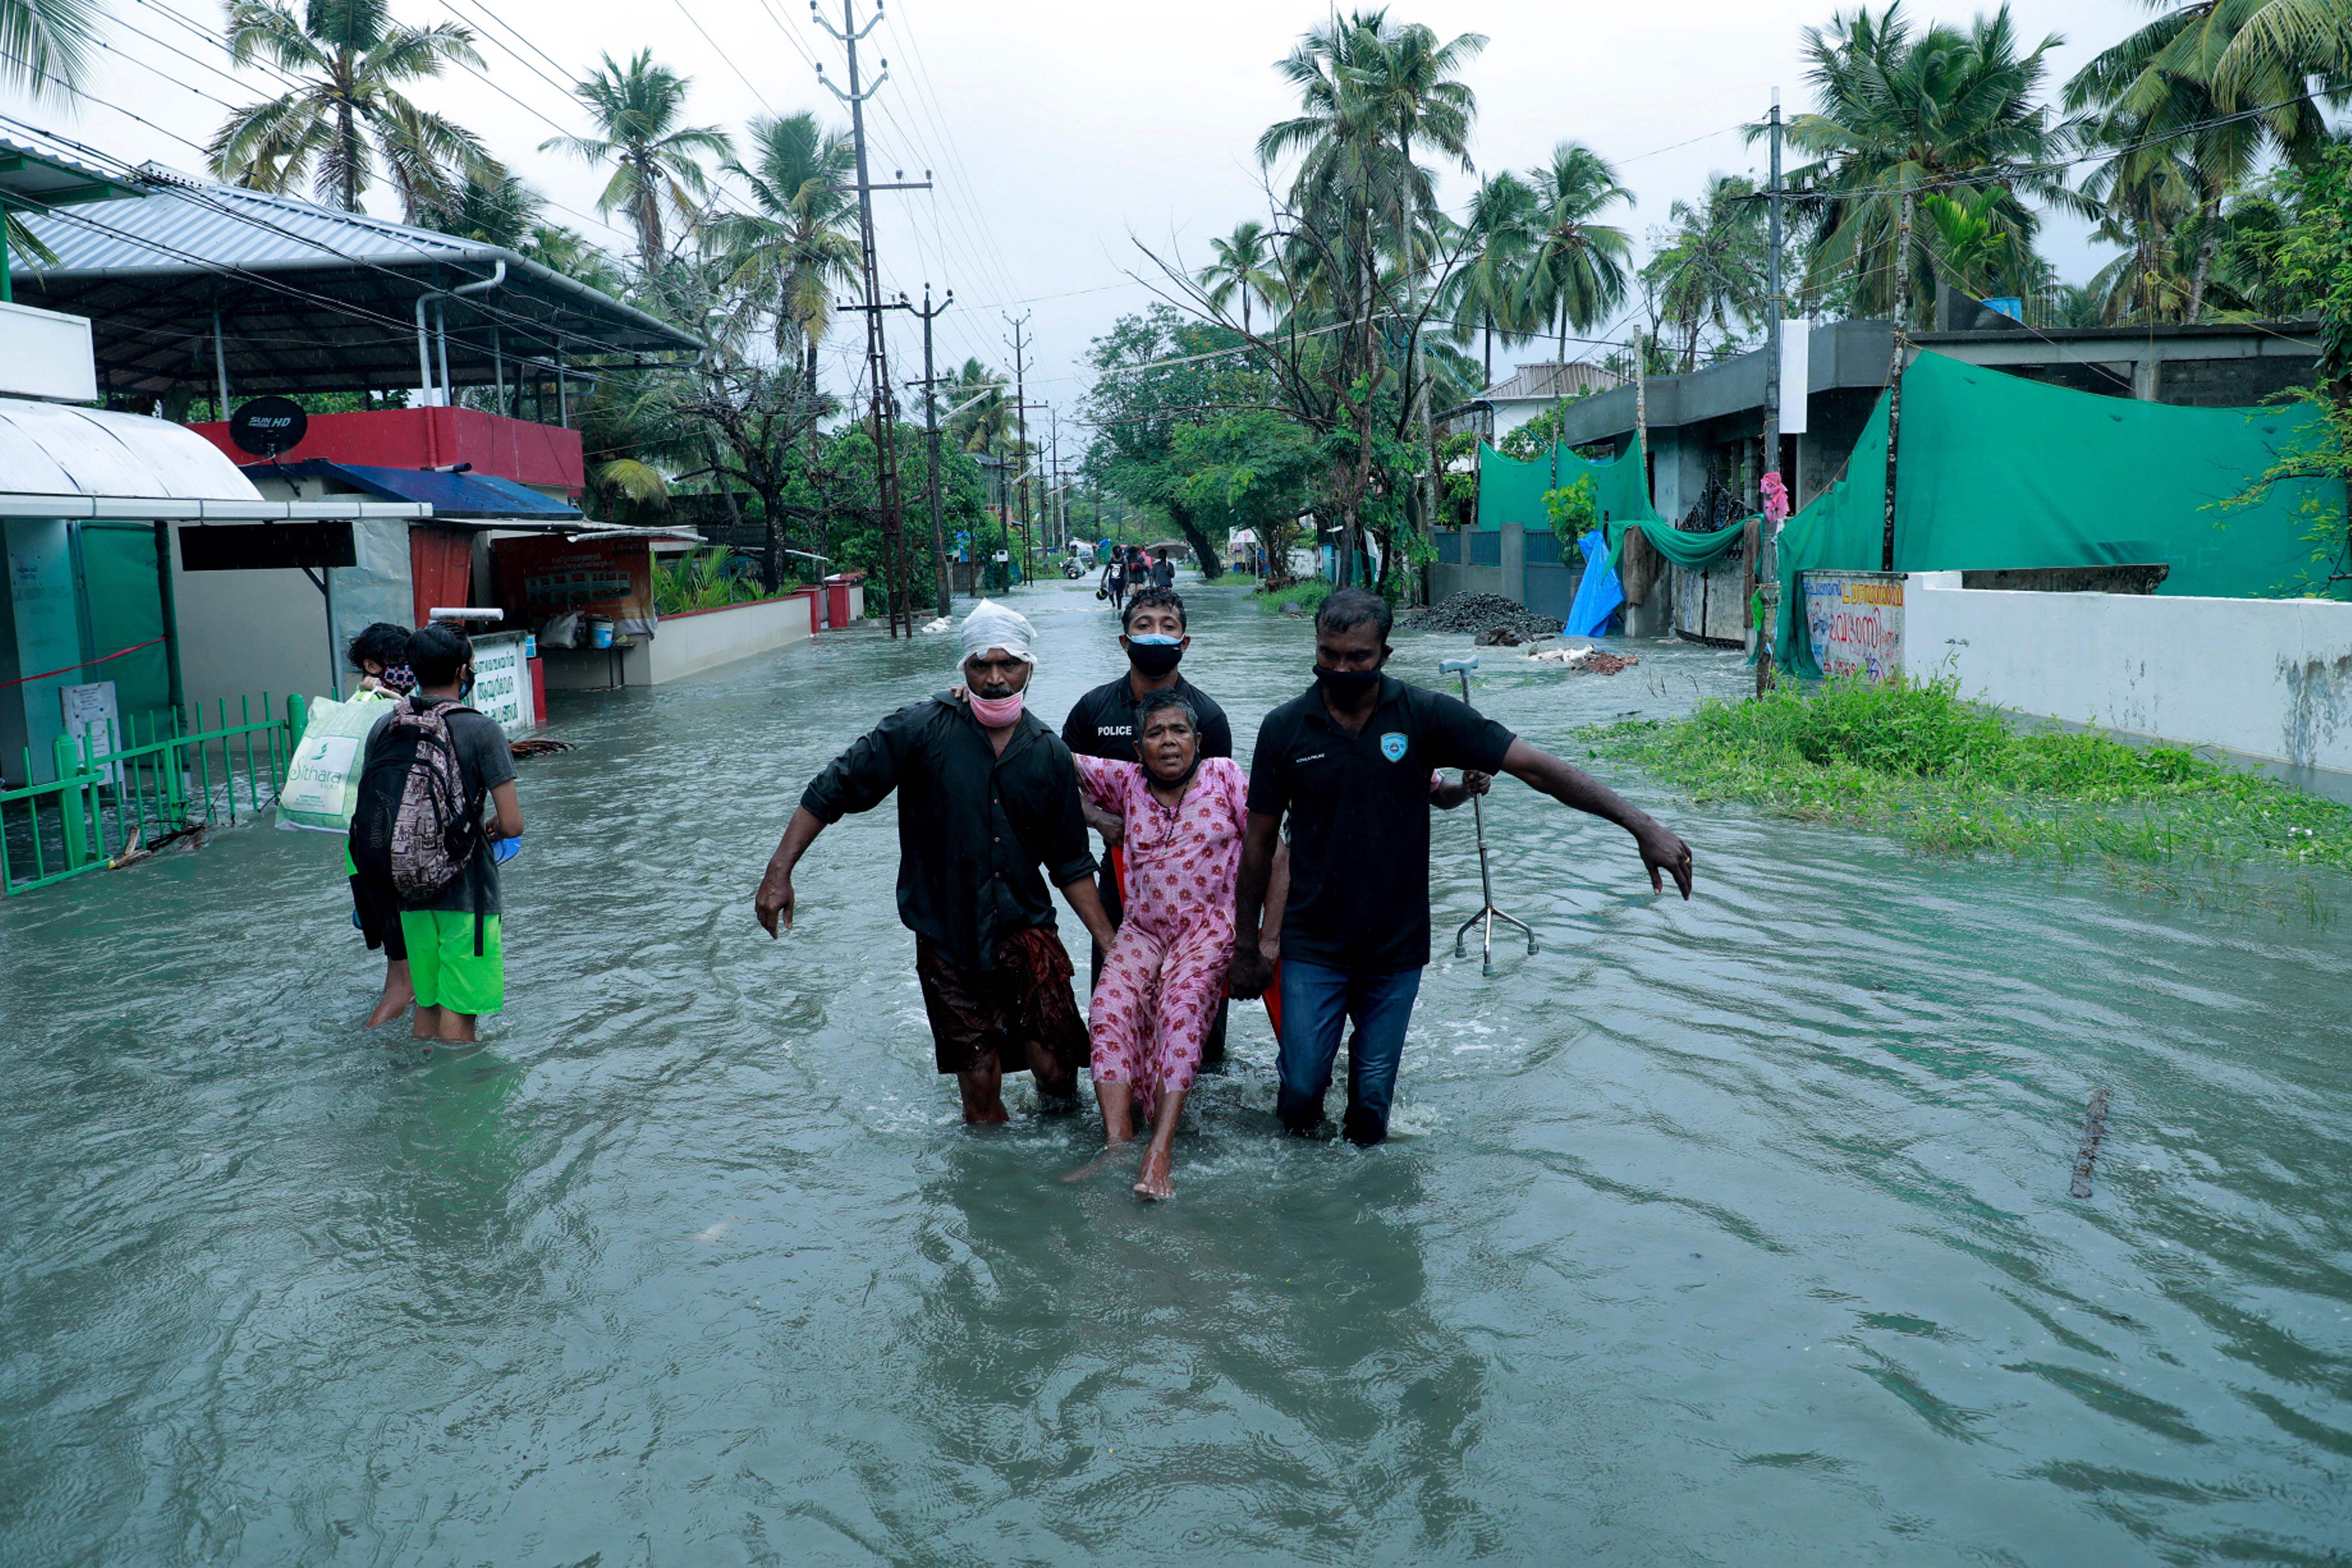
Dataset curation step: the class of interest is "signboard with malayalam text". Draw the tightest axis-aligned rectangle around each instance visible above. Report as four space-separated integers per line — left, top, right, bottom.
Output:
494 535 654 629
1802 571 1906 684
467 632 534 733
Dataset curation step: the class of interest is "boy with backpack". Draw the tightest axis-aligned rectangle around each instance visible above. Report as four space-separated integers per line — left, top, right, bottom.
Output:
349 623 523 1046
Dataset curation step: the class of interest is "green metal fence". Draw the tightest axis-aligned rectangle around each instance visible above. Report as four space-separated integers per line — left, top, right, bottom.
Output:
0 693 308 897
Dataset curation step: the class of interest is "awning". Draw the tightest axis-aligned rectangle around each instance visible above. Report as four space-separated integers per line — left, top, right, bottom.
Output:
243 460 581 520
0 395 424 519
0 493 425 520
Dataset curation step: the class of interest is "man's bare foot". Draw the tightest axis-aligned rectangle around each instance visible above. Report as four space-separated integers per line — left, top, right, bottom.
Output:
365 986 413 1029
1062 1137 1134 1183
1134 1144 1174 1201
963 1100 1011 1126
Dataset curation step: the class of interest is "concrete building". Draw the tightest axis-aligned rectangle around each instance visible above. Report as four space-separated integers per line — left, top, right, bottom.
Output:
1545 316 2323 526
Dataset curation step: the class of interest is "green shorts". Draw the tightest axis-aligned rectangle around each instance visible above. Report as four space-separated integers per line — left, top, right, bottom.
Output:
398 912 504 1014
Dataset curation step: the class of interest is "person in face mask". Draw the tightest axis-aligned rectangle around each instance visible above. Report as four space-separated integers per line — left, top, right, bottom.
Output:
756 600 1119 1126
1061 587 1248 1064
1227 588 1696 1147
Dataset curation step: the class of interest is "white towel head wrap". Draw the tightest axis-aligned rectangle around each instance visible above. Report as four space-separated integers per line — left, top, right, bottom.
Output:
958 599 1038 666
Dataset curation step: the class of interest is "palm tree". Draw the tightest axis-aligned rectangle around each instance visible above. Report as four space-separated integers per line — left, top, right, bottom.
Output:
1446 171 1541 386
1518 141 1634 372
1785 3 2079 324
541 50 731 272
208 0 496 218
1199 220 1285 334
1641 173 1769 371
2067 0 2333 322
705 111 860 379
2 0 100 100
413 170 541 247
943 358 1010 455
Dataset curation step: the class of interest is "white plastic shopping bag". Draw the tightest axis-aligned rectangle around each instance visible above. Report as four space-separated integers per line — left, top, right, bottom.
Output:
276 692 392 834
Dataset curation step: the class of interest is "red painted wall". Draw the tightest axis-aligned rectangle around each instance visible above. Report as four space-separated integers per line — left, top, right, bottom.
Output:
190 407 584 492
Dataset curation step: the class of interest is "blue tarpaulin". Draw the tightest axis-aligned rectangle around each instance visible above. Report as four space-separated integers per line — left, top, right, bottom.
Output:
1564 530 1623 636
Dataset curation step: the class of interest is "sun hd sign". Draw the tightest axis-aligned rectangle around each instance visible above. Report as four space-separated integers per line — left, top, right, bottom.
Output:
1802 570 1906 683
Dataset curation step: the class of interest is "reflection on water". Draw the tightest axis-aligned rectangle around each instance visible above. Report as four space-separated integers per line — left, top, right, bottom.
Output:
2 578 2348 1565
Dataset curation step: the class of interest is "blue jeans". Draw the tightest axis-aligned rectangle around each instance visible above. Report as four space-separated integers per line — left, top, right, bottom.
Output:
1276 960 1423 1146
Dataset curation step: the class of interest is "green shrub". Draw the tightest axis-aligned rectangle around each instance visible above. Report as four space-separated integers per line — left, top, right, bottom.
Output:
653 547 779 616
1583 677 2351 902
1257 578 1333 616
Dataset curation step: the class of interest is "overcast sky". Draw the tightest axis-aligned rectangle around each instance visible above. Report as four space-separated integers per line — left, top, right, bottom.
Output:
10 0 2157 441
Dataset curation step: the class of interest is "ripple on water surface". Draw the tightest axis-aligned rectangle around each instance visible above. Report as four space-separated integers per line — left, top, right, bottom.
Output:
2 578 2348 1565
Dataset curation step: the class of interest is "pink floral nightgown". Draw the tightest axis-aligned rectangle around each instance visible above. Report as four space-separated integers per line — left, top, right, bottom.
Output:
1073 753 1249 1119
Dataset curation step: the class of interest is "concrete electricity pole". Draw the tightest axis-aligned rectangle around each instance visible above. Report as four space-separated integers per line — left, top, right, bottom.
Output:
814 0 931 636
908 283 955 618
1758 89 1785 695
1881 188 1914 573
1006 313 1033 587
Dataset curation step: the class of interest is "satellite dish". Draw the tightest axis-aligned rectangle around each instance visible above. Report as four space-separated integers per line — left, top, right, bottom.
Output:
228 396 308 458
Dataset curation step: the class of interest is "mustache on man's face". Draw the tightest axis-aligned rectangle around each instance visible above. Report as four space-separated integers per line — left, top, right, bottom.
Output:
975 682 1017 699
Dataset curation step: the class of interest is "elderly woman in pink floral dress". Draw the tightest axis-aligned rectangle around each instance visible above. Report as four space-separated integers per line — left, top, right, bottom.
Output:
1070 688 1248 1199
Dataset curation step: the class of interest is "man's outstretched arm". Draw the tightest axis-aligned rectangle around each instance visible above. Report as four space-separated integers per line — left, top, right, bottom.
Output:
755 807 827 935
1498 740 1694 898
1225 811 1283 996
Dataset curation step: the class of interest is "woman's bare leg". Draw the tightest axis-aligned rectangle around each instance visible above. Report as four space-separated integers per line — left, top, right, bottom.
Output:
1063 1081 1135 1181
1134 1087 1187 1200
367 958 414 1028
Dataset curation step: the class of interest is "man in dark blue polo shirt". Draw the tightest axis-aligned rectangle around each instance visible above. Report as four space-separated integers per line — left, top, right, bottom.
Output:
1229 588 1694 1145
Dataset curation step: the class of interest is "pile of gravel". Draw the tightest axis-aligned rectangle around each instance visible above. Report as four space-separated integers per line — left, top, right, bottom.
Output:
1404 592 1565 641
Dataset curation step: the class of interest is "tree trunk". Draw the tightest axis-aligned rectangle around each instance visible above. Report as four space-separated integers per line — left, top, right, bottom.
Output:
1164 500 1224 582
2186 192 2222 325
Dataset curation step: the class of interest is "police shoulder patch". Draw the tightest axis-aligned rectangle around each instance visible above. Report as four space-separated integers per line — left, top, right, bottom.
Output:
1380 731 1408 762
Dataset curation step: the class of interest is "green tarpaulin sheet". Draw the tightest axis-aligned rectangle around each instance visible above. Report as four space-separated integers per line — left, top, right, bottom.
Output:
1478 431 1751 572
1770 350 2342 676
1477 436 1659 531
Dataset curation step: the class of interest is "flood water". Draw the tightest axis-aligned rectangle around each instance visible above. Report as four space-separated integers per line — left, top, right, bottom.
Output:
4 576 2349 1565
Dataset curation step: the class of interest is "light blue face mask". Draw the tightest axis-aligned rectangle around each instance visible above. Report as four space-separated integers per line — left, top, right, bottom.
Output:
1124 632 1184 677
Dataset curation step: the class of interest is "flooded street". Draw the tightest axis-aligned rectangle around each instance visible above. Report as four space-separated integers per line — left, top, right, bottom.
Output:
4 576 2348 1565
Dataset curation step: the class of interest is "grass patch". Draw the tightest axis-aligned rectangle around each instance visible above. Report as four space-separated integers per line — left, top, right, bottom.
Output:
1256 578 1332 616
1583 677 2349 916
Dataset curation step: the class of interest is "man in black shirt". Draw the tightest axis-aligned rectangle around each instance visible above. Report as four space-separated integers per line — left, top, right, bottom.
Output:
1062 585 1240 1064
1229 588 1694 1146
1150 552 1176 591
757 601 1118 1124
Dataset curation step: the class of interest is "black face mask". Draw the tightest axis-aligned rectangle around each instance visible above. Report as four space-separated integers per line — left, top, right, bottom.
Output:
1313 664 1382 701
1124 636 1183 678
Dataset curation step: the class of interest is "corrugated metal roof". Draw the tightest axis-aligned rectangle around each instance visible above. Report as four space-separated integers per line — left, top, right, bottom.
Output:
1481 361 1627 403
20 172 491 273
11 176 702 397
0 134 148 208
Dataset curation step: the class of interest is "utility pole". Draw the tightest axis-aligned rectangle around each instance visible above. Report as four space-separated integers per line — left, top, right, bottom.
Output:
906 282 955 618
814 0 932 637
1881 187 1914 573
1006 313 1033 589
1758 88 1785 695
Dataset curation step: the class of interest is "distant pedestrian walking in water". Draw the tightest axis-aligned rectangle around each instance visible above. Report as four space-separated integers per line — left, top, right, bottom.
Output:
1228 589 1693 1145
1070 690 1247 1198
755 601 1119 1124
1101 551 1127 614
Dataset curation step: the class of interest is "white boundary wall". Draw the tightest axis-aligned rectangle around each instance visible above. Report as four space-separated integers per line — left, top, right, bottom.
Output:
631 593 814 684
1903 575 2352 775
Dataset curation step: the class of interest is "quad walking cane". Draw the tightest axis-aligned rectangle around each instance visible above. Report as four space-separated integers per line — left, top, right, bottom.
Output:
1438 655 1536 977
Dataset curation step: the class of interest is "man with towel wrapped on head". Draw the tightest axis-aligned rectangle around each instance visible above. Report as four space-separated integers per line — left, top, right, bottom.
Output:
755 601 1119 1124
